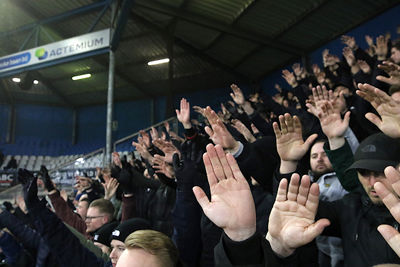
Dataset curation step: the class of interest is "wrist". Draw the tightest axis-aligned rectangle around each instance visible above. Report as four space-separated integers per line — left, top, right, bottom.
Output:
242 101 254 115
182 122 192 129
328 136 345 150
266 232 295 258
279 160 298 174
225 226 256 242
225 141 241 155
377 55 386 61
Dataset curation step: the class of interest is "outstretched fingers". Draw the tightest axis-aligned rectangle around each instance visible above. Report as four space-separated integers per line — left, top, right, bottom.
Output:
297 175 311 206
287 173 300 201
203 150 218 187
226 153 246 182
193 186 211 211
377 225 400 257
305 182 320 214
276 178 288 202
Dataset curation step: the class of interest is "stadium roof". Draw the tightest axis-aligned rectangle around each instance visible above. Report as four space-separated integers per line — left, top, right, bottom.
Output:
0 0 398 107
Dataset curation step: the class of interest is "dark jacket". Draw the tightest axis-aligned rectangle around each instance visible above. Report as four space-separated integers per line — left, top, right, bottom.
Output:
0 210 58 267
214 232 303 267
28 200 109 267
48 190 90 239
273 140 400 266
318 190 400 266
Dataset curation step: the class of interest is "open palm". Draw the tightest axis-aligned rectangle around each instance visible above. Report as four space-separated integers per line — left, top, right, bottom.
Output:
193 144 256 241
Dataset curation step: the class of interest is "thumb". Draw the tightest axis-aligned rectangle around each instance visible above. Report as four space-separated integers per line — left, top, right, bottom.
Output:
377 225 400 257
193 186 210 211
304 218 330 241
304 134 318 148
343 111 351 125
205 126 214 138
365 113 382 129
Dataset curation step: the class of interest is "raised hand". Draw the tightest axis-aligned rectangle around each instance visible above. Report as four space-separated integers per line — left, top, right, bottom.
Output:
132 141 153 162
230 84 246 105
312 64 321 75
102 178 119 200
193 144 256 241
231 119 256 143
18 169 40 210
341 35 357 50
152 139 180 163
376 35 389 60
150 127 159 141
139 130 151 148
358 60 371 74
317 101 350 149
176 98 192 129
318 101 350 138
40 165 55 192
357 83 400 138
203 106 240 154
365 35 374 47
282 69 298 88
377 61 400 86
375 166 400 257
343 46 356 67
230 84 255 115
273 113 318 163
153 155 175 179
267 174 330 257
192 105 206 117
169 131 185 143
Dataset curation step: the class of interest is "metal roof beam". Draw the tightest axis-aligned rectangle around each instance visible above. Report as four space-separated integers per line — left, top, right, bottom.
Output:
203 0 260 51
135 0 303 56
111 0 135 51
272 0 331 40
131 10 251 83
0 0 111 39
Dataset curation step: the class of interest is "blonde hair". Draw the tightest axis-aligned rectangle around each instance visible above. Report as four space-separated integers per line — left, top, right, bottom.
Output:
124 230 178 267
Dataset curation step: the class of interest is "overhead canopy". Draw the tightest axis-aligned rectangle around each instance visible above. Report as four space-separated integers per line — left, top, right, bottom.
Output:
0 0 398 107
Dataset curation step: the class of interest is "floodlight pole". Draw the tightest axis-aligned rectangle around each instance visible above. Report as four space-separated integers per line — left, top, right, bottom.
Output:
104 1 118 167
105 49 115 166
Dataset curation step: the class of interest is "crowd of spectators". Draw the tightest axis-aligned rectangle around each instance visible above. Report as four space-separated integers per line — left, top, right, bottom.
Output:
0 29 400 267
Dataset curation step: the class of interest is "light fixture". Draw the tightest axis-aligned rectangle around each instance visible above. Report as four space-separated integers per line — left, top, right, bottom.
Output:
72 73 91 80
12 77 21 83
147 58 169 66
33 80 39 84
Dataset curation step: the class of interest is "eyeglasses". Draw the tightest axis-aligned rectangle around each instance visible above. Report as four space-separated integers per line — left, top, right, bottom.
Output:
85 215 105 221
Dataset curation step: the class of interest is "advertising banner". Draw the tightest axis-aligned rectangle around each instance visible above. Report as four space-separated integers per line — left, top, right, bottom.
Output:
52 168 97 185
0 29 110 73
0 171 17 187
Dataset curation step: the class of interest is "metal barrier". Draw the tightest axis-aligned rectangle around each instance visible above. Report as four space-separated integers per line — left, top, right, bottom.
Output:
50 116 178 173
